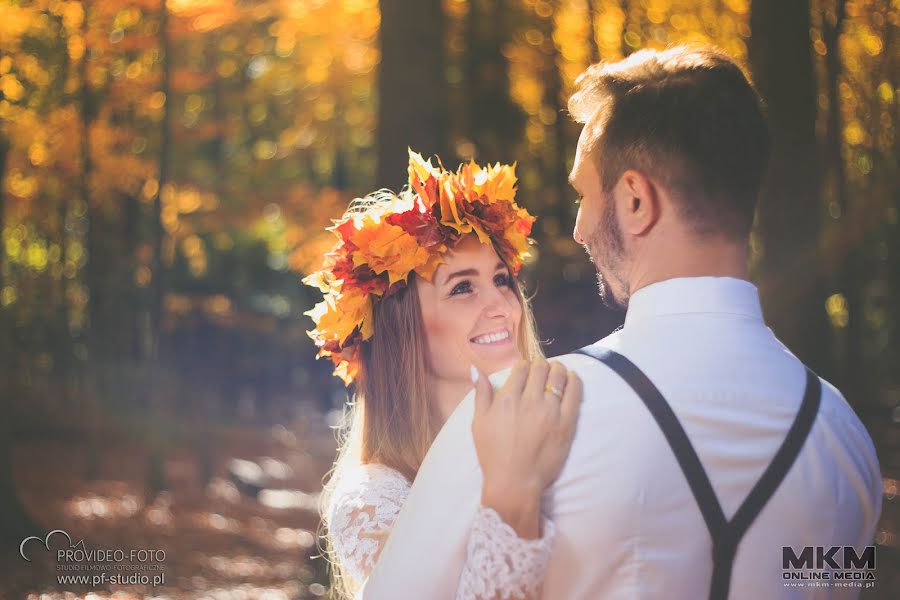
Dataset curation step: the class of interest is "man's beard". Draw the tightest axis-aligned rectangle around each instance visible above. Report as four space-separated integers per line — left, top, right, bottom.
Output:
583 195 628 311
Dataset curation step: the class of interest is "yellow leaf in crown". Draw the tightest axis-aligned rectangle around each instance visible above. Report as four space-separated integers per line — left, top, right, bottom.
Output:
476 162 517 203
415 250 446 283
350 222 432 285
303 294 335 329
333 360 358 386
408 148 439 182
470 220 492 246
301 269 334 294
439 177 474 235
303 286 372 348
460 161 476 202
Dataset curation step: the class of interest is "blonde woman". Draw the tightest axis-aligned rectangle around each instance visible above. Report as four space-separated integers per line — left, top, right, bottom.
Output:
305 151 582 599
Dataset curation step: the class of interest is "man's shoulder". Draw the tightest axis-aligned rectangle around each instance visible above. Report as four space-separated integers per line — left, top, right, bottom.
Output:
814 375 878 459
549 334 645 406
546 343 670 449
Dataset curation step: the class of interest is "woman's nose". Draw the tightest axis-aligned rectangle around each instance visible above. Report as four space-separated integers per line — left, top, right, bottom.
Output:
483 285 513 318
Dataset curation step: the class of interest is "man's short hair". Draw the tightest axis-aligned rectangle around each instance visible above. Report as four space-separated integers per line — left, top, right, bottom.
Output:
568 46 771 238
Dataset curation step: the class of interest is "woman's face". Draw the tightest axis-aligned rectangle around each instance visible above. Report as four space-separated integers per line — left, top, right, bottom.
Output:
417 235 523 382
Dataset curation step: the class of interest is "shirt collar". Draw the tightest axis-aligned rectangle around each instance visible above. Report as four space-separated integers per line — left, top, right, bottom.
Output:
623 276 763 327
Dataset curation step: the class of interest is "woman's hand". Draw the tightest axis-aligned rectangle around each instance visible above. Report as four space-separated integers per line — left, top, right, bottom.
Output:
471 359 583 539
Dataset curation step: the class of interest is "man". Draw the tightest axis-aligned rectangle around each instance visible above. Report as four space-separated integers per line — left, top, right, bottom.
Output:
364 46 882 599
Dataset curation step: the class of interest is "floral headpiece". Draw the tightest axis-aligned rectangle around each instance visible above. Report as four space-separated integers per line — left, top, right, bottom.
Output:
303 149 536 385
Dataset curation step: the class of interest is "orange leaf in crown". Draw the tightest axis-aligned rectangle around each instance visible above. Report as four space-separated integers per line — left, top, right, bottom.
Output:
349 221 433 286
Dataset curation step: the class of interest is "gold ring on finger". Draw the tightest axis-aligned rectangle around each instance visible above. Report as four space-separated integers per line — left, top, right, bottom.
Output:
544 383 564 399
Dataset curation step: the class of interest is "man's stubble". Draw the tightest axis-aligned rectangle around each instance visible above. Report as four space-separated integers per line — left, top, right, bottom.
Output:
584 192 629 312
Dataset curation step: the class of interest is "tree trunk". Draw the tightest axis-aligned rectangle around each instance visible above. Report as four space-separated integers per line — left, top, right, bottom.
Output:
151 0 171 369
620 0 632 58
0 134 38 551
121 193 142 361
821 1 859 401
207 37 227 203
886 17 900 389
462 0 523 164
0 133 8 375
538 1 571 217
377 0 447 189
0 135 6 297
78 0 102 481
586 0 600 64
145 0 174 501
749 0 831 375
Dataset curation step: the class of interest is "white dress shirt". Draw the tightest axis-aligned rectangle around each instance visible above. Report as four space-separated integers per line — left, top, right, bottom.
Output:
363 277 883 599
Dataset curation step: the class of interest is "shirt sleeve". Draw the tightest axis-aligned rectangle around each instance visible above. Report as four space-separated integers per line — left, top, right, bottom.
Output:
456 505 556 600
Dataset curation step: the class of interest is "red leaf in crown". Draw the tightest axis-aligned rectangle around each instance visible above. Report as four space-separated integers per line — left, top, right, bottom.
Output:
350 265 389 296
385 208 444 248
321 338 343 355
333 219 359 250
326 256 385 296
474 200 517 230
331 256 356 281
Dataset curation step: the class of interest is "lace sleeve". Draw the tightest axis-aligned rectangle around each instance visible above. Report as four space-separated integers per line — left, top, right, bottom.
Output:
326 463 412 591
456 505 556 600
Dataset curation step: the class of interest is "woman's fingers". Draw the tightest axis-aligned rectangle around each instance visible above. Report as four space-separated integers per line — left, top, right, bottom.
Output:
543 362 568 402
494 359 530 407
559 369 583 436
522 359 551 402
472 366 493 417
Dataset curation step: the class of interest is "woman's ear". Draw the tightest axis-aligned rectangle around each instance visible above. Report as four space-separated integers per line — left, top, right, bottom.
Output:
619 170 659 236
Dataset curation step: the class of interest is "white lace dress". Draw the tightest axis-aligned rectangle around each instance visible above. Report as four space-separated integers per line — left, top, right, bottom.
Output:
326 463 556 599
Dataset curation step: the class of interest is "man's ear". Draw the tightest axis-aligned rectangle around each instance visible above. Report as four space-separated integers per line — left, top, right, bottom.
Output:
618 169 660 236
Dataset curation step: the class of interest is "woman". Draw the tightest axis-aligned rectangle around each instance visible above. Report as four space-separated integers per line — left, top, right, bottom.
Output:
304 150 582 599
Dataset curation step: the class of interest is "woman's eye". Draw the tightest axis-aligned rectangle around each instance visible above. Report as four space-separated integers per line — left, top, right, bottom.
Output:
494 272 513 288
450 281 471 296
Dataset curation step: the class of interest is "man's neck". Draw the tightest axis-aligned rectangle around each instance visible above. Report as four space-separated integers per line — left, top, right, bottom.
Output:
627 234 750 298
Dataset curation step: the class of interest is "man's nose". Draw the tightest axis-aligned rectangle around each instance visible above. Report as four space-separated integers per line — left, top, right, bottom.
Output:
573 205 585 244
573 224 584 245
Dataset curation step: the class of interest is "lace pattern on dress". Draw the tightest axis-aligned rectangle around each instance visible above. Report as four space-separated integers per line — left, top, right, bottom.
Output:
326 463 412 588
458 506 556 600
328 462 556 600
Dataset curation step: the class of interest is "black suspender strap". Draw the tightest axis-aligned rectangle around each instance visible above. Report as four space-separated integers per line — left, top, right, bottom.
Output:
574 346 822 600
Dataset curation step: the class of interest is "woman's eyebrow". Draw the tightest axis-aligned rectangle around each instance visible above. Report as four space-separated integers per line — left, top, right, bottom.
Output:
443 262 507 284
443 268 478 284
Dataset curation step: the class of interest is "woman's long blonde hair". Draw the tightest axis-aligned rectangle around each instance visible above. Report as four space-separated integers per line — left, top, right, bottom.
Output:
319 243 543 598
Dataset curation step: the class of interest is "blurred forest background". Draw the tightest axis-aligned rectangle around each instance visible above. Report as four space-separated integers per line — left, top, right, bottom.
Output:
0 0 897 598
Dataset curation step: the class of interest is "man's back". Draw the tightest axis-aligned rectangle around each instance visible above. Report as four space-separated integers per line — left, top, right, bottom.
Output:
547 277 882 598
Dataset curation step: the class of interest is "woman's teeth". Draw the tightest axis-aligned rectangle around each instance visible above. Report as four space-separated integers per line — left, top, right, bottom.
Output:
471 330 510 345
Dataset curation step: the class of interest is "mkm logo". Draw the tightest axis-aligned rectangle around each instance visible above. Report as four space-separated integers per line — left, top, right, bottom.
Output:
783 546 876 570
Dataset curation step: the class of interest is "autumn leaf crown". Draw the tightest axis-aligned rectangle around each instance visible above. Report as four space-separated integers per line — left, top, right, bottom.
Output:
302 149 536 385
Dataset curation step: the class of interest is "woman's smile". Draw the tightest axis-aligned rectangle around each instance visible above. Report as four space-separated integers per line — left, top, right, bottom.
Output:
470 328 512 346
